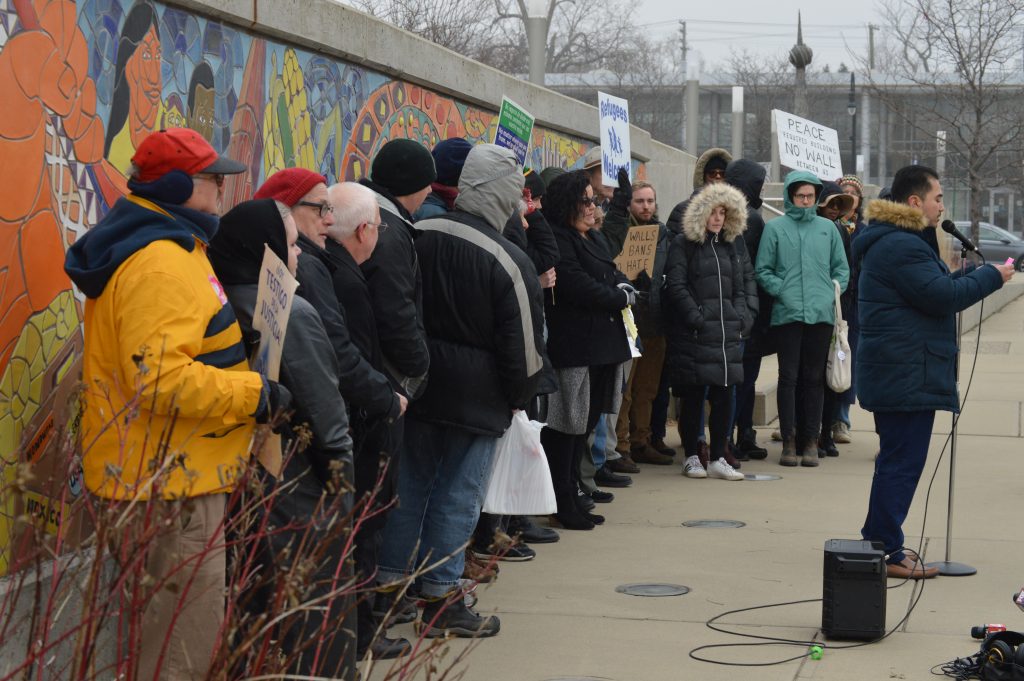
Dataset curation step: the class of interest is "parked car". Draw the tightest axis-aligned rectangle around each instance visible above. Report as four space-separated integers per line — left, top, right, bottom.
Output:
954 221 1024 271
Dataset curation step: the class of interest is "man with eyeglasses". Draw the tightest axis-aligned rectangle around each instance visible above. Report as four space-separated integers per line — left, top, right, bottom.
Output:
64 128 287 679
256 167 406 450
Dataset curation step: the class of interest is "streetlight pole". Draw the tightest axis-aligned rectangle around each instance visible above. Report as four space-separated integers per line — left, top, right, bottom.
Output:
525 0 551 86
847 73 857 175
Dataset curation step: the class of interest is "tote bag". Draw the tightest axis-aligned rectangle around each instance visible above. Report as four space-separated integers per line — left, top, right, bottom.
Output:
826 279 852 392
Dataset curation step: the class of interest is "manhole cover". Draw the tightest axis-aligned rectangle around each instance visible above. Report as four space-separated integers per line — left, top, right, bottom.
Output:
682 519 746 528
744 473 782 481
615 582 690 597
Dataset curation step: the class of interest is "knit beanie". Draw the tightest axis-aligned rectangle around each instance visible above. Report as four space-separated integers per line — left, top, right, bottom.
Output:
371 139 437 197
837 174 863 195
524 169 546 200
432 138 473 187
254 168 327 206
539 166 565 187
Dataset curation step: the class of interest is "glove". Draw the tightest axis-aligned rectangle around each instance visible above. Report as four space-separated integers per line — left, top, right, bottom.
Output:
610 167 632 210
631 270 652 293
522 187 536 215
617 282 638 307
255 377 293 424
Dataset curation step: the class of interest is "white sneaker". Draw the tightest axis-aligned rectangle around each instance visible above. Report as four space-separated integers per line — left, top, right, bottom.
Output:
832 422 852 444
707 458 744 481
683 455 707 478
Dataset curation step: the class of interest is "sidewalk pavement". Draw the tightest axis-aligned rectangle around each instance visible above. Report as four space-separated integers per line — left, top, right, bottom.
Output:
368 285 1024 681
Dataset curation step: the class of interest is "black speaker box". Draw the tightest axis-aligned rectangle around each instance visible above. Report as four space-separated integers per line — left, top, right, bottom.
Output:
822 539 887 640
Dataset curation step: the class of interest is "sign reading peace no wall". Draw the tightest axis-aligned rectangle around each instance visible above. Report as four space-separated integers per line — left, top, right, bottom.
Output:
773 109 843 179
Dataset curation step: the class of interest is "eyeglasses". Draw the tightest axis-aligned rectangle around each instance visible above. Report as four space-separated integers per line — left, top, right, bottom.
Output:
193 173 225 187
580 197 596 207
363 220 388 233
706 169 726 180
296 200 334 218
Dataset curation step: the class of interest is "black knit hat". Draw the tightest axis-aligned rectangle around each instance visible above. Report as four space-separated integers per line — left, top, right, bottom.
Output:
432 138 473 186
524 169 546 200
371 138 437 197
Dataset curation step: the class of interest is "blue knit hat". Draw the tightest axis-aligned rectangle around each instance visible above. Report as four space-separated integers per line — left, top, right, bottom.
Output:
431 138 473 187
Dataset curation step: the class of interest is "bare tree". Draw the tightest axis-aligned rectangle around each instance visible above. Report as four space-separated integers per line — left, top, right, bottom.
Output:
726 50 797 162
868 0 1024 241
349 0 505 59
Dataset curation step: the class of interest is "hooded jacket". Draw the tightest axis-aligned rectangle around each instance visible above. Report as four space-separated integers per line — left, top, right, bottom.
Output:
666 148 733 235
755 170 850 326
725 159 772 340
854 199 1003 413
817 180 858 315
663 183 753 387
65 195 262 500
359 178 430 398
411 145 546 436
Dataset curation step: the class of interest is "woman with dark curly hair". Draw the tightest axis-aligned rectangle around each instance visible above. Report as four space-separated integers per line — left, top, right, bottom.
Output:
540 170 635 530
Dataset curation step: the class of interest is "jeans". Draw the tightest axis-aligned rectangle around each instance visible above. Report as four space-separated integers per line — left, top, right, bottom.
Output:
377 417 497 597
774 322 833 441
860 410 935 565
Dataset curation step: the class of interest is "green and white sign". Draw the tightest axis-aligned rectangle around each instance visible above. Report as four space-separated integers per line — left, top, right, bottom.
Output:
493 96 535 166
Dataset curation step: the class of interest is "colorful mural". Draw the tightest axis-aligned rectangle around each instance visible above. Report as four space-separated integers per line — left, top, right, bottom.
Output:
0 0 617 575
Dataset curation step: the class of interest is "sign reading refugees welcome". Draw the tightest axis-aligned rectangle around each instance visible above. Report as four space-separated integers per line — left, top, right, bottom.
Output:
614 225 659 279
773 109 843 179
598 91 631 186
493 96 535 166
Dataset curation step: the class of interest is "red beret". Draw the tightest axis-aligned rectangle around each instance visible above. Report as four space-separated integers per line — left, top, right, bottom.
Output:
254 168 328 206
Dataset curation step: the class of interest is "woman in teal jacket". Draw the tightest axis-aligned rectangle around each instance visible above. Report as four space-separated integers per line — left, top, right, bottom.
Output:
755 170 849 467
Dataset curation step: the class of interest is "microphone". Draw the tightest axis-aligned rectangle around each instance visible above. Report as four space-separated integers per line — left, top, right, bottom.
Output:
941 220 981 255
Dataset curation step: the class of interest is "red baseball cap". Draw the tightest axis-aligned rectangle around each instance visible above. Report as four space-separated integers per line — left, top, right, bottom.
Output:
130 128 246 182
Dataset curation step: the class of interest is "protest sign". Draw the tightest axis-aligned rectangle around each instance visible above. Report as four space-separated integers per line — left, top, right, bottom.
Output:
773 109 843 179
598 92 631 187
493 96 535 166
614 224 659 279
252 245 299 476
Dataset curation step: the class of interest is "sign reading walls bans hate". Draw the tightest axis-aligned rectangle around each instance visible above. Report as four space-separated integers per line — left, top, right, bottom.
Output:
614 225 660 279
493 96 535 166
773 109 843 179
598 91 631 186
252 245 299 476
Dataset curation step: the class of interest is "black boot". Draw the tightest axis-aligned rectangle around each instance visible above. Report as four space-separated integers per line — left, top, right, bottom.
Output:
737 426 768 460
818 433 839 457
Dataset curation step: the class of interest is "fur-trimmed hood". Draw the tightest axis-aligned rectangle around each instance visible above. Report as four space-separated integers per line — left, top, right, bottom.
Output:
682 183 748 244
693 147 733 188
865 199 929 232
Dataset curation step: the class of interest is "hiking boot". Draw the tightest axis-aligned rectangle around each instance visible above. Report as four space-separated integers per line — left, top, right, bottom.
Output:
372 590 418 625
651 438 677 457
421 595 501 638
832 422 852 444
631 444 674 465
722 444 742 470
682 455 707 478
462 548 499 583
780 439 798 467
707 458 745 481
358 635 411 660
819 434 839 457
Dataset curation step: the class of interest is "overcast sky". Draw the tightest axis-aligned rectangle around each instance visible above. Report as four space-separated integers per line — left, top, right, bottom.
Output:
634 1 884 73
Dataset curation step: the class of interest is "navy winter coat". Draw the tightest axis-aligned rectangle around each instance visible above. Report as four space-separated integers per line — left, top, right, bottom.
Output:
854 199 1003 413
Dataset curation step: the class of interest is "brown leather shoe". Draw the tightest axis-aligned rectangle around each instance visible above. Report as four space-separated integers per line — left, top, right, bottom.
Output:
886 556 938 579
631 444 674 465
651 438 677 457
722 444 742 470
607 455 640 474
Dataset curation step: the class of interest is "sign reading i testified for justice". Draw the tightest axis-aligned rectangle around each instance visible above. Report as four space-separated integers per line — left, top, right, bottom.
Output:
773 109 843 179
493 96 535 166
614 225 660 279
598 91 631 187
252 245 299 476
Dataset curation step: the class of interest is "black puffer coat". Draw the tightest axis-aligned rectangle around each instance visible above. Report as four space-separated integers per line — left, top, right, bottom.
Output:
663 183 753 387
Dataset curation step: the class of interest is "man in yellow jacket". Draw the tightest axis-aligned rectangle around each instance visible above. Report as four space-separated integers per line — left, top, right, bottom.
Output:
64 128 286 679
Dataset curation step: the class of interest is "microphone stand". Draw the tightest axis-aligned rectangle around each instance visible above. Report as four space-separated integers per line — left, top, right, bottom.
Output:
927 244 977 576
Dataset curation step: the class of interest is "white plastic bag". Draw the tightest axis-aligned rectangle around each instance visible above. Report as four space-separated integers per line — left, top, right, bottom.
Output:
482 411 557 515
826 279 852 392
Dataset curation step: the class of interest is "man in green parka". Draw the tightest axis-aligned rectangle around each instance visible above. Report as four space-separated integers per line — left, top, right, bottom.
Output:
755 170 849 467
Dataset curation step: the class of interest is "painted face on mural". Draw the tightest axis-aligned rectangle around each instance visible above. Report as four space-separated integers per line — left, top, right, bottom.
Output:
126 25 161 148
189 83 216 142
